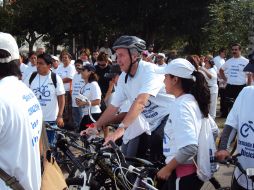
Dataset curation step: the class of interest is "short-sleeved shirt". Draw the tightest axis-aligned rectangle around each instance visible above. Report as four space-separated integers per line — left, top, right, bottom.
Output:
221 56 249 85
0 76 42 190
25 72 65 121
72 73 85 107
111 60 174 131
22 65 37 82
79 81 102 115
20 63 28 80
163 94 202 164
56 64 76 91
204 67 218 94
213 55 225 72
226 86 254 189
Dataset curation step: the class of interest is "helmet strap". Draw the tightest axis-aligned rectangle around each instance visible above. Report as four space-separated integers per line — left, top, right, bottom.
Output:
125 49 139 83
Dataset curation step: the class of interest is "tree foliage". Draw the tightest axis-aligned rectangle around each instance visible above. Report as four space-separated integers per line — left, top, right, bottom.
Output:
203 0 254 53
6 0 253 55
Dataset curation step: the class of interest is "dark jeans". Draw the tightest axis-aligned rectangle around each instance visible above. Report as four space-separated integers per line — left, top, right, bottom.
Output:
137 115 168 162
63 91 73 128
121 135 141 157
45 121 57 147
72 107 83 131
223 84 246 117
225 84 246 100
161 170 203 190
219 87 227 116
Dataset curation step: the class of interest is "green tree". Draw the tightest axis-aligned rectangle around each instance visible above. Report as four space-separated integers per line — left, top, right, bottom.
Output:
203 0 254 53
3 0 217 54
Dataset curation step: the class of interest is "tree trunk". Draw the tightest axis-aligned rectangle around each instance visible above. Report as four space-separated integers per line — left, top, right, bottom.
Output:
28 41 34 52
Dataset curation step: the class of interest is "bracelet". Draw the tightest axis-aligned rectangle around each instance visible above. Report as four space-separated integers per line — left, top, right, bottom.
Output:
57 115 63 118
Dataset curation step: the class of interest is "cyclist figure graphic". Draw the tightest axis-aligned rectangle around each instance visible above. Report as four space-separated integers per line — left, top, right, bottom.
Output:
240 121 254 138
33 85 51 98
216 55 254 190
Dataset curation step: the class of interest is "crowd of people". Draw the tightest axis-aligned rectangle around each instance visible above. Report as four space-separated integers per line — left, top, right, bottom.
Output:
0 31 254 190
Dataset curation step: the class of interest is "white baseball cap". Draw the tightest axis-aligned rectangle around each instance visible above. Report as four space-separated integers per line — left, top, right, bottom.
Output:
154 58 195 79
0 32 19 63
157 53 166 59
51 55 59 62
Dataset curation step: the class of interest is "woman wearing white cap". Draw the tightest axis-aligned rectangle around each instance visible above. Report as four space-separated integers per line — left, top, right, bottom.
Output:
156 58 210 190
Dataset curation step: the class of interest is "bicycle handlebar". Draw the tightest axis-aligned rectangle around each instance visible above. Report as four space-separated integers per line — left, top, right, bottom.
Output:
214 154 246 175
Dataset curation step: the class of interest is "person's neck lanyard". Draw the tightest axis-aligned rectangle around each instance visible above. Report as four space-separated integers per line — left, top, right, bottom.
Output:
38 73 49 99
79 82 88 95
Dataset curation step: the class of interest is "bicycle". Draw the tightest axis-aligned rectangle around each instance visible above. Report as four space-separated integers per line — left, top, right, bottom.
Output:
59 133 160 190
201 154 254 190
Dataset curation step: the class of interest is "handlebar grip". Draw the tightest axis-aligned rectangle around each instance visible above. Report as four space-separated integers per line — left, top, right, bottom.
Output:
108 140 118 150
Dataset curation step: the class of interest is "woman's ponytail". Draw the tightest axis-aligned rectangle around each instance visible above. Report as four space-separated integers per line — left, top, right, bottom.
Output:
191 71 210 117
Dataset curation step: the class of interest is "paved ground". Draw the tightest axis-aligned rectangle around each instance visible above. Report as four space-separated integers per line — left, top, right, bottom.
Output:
201 165 234 189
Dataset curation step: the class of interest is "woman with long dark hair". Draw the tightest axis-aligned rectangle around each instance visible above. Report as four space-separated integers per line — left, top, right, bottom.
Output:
76 64 102 131
156 58 210 190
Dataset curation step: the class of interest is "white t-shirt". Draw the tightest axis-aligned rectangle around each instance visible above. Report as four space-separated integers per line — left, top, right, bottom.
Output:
72 73 85 107
213 55 225 72
22 65 37 82
118 100 150 144
163 94 202 164
204 67 218 94
111 60 175 131
0 76 42 190
24 72 65 121
226 86 254 189
51 67 59 73
56 64 76 91
20 63 28 80
221 56 249 85
79 81 102 115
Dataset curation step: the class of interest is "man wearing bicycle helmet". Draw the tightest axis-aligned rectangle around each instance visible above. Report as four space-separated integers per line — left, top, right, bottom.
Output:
82 35 174 161
216 53 254 190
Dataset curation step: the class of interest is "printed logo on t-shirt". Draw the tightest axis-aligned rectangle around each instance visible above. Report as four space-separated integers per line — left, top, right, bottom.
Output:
240 121 254 138
32 85 52 106
142 100 159 118
238 120 254 158
22 92 41 147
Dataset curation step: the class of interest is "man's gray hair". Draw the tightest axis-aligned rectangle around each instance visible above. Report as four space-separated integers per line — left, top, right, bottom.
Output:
129 48 141 58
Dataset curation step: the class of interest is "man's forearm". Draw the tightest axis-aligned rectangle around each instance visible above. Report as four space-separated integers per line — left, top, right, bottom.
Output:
107 112 127 125
219 69 227 81
121 93 150 128
57 95 65 117
219 125 236 150
96 105 119 129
